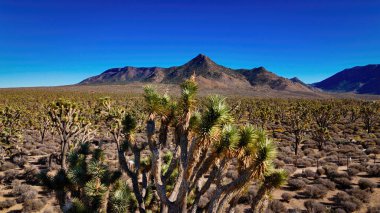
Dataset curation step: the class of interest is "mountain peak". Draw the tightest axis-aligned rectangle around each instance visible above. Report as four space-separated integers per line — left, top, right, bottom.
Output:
187 53 214 65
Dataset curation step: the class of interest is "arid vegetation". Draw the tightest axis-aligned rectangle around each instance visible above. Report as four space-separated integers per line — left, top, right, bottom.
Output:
0 78 379 212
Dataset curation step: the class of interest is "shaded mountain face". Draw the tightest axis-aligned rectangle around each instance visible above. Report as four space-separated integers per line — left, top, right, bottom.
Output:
313 64 380 94
79 54 313 92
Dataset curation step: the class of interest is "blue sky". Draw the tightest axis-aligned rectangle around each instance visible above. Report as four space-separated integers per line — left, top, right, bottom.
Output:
0 0 379 87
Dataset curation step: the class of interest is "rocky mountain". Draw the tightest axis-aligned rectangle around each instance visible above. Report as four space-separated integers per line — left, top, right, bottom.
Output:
79 54 313 92
313 64 380 94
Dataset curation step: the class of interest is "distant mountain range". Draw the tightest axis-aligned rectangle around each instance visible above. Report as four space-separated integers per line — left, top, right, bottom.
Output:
79 54 313 93
79 54 380 95
312 64 380 95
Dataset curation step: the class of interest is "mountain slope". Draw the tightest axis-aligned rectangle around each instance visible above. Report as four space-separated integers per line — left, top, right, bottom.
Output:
313 64 380 94
79 54 314 93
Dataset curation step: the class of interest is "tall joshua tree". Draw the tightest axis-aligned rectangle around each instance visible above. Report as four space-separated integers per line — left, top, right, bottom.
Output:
360 101 380 133
311 102 339 150
48 99 93 170
282 101 311 156
114 75 284 212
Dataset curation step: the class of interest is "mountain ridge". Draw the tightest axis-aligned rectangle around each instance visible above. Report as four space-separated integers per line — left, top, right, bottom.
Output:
313 64 380 94
79 54 313 93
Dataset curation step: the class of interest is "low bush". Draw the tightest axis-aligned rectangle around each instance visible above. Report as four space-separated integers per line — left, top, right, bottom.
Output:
22 199 45 212
268 200 286 213
323 164 338 177
333 192 363 212
316 168 325 176
358 179 376 192
11 155 27 168
288 179 306 190
367 165 380 177
315 178 336 190
283 157 295 165
284 165 297 174
17 189 38 203
11 180 32 197
333 177 352 189
0 162 17 171
37 156 48 165
367 205 380 213
0 199 17 210
281 192 292 203
341 201 358 212
303 185 328 199
23 167 40 184
349 163 366 172
347 168 360 176
303 169 316 178
347 188 370 203
1 169 19 183
304 200 326 213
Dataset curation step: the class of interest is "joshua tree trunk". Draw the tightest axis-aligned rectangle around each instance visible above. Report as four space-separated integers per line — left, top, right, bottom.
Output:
61 140 68 170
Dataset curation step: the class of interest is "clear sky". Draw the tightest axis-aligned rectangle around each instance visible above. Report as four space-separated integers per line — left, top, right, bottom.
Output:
1 0 379 87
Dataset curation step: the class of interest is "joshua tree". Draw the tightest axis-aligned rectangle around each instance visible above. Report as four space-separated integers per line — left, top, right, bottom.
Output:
28 104 51 144
282 101 311 157
0 106 22 146
114 76 283 212
48 99 93 170
0 106 23 161
40 142 128 212
360 101 380 133
250 170 288 213
311 102 339 150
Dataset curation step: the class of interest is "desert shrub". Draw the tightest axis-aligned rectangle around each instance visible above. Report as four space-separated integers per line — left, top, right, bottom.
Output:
304 200 326 213
297 158 312 167
11 180 32 196
367 165 380 177
347 188 370 203
29 149 46 156
288 179 306 190
11 155 27 167
303 169 316 178
0 162 17 171
17 189 38 203
334 208 346 213
334 192 362 212
23 167 40 184
316 168 325 176
341 201 358 213
0 199 17 210
284 165 297 174
327 171 350 180
283 156 294 164
22 199 45 212
333 177 352 189
358 179 376 192
315 178 336 190
273 159 285 168
37 156 48 165
367 205 380 213
268 200 286 213
349 163 366 172
1 169 19 183
281 192 292 203
303 185 328 199
347 168 360 176
323 164 338 177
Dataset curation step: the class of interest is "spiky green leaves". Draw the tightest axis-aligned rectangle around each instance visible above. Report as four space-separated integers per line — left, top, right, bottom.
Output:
109 180 136 212
263 169 288 189
180 75 198 110
199 95 234 136
213 125 239 155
